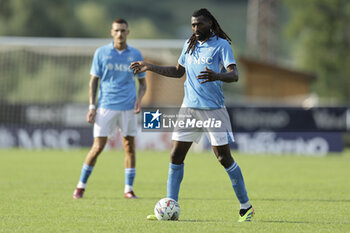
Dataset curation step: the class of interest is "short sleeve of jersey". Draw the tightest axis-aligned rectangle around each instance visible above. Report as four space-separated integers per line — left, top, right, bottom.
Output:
178 40 188 67
90 49 102 78
135 50 146 79
220 41 236 68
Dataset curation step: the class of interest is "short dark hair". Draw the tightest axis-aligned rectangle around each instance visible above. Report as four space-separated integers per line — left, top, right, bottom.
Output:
113 18 128 27
186 8 231 54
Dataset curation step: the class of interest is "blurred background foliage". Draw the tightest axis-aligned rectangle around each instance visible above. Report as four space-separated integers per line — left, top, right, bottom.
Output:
284 0 350 102
0 0 248 47
0 0 349 103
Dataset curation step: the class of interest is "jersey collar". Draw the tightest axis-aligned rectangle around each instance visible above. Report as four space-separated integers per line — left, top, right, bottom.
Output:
110 42 130 53
198 33 216 45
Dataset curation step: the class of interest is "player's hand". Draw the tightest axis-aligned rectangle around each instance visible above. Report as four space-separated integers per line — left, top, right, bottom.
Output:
130 61 148 74
197 66 220 83
134 100 141 114
86 109 96 124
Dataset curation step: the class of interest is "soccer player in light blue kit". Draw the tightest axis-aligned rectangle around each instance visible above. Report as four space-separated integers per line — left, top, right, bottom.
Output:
73 18 147 199
131 9 254 222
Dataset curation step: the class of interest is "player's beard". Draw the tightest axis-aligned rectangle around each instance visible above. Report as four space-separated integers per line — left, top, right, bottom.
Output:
195 30 211 42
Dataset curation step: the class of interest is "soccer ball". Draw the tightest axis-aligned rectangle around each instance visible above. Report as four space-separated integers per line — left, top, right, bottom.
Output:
154 197 180 221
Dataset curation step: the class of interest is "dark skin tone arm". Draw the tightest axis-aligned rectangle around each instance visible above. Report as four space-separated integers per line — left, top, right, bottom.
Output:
130 62 185 78
197 64 238 83
130 62 238 83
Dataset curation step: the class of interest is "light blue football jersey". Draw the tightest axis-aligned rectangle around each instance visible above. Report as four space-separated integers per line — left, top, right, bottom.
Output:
178 36 236 109
90 43 146 110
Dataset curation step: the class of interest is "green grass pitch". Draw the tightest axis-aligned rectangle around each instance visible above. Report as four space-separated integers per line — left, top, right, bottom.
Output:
0 149 349 232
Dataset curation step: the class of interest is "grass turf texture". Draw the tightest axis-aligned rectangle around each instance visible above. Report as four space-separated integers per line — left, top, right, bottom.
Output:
0 149 349 233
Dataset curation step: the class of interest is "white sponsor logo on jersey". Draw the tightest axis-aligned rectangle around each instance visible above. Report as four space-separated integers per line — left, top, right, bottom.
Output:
107 63 131 72
187 56 213 65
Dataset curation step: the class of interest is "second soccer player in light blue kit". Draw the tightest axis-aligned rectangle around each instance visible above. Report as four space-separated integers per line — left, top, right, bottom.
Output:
73 18 147 200
131 8 254 222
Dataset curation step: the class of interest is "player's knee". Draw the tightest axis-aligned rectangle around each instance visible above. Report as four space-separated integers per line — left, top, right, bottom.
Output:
123 139 135 154
217 154 233 168
170 141 190 165
170 151 183 165
92 142 105 154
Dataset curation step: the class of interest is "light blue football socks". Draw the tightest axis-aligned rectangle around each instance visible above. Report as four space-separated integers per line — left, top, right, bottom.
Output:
225 161 249 204
166 161 249 208
77 163 94 188
167 163 184 202
77 164 137 192
125 168 136 192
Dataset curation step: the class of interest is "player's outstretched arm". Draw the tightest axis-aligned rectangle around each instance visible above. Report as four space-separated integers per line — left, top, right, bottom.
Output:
130 61 185 78
197 64 239 83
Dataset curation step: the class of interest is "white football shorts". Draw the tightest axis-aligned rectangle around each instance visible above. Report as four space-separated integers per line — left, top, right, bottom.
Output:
172 107 234 146
93 108 138 138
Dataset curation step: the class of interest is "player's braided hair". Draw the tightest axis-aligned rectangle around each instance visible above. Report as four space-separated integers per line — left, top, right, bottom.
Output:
185 8 231 55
